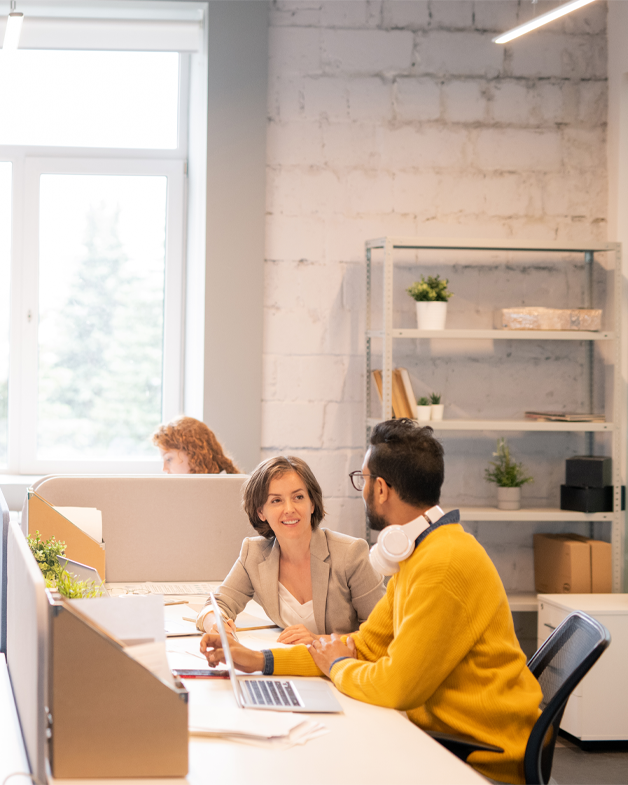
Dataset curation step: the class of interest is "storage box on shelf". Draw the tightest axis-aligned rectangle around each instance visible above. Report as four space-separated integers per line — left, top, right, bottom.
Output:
365 237 624 600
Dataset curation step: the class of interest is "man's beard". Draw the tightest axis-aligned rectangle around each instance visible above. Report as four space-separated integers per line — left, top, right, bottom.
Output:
365 482 388 531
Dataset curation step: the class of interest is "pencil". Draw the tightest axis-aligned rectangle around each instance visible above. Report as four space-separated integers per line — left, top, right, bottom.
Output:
236 624 280 632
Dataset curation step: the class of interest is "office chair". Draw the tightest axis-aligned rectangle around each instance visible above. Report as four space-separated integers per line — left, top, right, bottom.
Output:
428 610 611 785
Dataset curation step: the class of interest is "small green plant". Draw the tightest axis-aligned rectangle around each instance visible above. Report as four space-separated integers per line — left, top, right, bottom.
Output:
26 530 100 599
406 275 453 303
417 396 430 406
27 530 66 582
430 392 441 405
484 438 533 488
51 569 102 599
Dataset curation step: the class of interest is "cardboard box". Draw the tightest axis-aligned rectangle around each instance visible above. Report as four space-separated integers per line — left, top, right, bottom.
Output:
494 307 602 331
534 534 591 593
533 533 612 594
568 535 613 593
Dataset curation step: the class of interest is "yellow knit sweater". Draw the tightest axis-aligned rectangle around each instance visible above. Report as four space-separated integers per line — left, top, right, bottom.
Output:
271 521 542 784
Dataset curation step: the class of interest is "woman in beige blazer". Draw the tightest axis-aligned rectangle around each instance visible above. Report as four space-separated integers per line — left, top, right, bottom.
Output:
196 455 385 645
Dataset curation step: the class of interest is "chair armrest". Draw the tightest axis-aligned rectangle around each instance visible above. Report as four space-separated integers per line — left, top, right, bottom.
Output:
426 730 504 762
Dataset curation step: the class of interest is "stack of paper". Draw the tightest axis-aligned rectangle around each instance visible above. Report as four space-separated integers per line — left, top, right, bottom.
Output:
189 709 328 749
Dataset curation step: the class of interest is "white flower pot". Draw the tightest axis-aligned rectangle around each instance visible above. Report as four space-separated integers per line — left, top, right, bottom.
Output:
416 405 432 422
497 486 521 511
416 301 448 330
430 403 444 421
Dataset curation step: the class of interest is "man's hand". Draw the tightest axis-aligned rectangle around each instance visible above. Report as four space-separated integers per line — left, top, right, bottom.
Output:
307 633 357 677
277 624 320 645
200 633 265 673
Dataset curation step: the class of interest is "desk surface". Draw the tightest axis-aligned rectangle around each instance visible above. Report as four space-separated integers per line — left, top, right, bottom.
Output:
12 588 484 785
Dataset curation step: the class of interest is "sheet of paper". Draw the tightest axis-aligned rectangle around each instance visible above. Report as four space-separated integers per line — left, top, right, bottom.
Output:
145 581 217 595
189 702 305 738
54 506 102 543
125 640 176 687
67 595 165 644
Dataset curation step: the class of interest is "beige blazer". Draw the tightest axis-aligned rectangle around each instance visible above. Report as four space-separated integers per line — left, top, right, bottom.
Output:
198 528 385 635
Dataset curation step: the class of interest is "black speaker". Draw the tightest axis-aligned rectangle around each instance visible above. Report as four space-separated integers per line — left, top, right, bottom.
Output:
565 456 612 488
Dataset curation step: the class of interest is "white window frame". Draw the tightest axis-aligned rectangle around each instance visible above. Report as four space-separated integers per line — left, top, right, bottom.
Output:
0 35 207 475
13 157 185 474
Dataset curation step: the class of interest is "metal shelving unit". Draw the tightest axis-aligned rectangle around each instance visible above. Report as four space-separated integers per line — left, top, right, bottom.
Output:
365 236 624 594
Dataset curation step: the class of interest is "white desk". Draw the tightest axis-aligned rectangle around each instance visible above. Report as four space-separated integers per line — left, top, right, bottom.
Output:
162 607 486 785
0 655 31 785
10 588 484 785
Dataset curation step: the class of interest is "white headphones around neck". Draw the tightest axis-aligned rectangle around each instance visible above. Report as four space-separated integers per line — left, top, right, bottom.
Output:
369 506 444 576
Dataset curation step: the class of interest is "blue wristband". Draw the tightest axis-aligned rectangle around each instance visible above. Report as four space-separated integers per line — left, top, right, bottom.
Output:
261 649 274 675
329 656 351 672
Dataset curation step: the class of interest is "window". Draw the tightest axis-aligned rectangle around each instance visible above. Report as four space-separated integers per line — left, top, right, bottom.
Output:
1 5 207 474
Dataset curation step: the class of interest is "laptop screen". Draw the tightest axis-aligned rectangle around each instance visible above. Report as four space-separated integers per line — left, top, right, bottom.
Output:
57 555 108 596
209 592 245 707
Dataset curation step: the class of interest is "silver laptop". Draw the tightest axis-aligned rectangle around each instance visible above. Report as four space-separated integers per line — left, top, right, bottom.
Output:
210 593 342 713
57 555 109 597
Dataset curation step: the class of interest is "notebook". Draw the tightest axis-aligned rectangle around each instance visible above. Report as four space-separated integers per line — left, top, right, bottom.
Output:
210 593 342 714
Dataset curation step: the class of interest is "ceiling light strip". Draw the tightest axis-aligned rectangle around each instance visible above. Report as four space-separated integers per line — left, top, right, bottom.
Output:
493 0 596 44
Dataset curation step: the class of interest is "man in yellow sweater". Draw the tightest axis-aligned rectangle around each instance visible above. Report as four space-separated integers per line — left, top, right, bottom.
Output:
201 419 542 784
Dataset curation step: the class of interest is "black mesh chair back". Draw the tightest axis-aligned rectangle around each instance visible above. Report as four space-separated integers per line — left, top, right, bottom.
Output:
524 610 610 784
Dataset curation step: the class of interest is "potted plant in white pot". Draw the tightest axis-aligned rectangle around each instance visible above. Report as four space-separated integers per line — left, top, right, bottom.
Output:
406 275 453 330
430 392 444 421
417 396 431 422
484 438 533 510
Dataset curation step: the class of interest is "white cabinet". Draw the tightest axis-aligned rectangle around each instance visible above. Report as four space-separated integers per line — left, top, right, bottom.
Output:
538 594 628 740
365 237 624 598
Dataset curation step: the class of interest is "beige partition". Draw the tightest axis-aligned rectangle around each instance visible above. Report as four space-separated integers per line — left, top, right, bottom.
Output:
6 521 48 784
24 475 252 582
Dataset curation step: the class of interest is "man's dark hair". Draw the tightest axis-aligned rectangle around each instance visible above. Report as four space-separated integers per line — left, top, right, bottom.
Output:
368 419 444 507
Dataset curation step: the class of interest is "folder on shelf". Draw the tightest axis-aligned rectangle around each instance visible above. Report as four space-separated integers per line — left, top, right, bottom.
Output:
397 368 418 419
48 593 188 777
372 369 416 419
26 491 106 581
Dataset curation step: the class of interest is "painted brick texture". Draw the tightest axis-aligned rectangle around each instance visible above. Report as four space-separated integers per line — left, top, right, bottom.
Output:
263 0 608 590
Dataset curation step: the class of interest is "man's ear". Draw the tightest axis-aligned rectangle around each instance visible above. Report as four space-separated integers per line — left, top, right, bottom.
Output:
375 476 391 504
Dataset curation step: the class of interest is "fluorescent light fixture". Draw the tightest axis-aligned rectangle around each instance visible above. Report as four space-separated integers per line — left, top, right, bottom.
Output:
493 0 596 44
3 1 24 51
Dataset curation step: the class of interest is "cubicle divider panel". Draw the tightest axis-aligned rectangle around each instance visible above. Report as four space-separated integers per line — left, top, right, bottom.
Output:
49 600 188 778
32 475 253 582
0 488 9 652
6 521 48 784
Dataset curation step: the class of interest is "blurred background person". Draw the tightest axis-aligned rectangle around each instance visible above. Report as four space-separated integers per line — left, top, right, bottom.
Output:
152 416 240 474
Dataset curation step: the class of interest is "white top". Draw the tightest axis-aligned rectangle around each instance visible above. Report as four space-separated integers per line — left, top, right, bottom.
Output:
278 582 320 634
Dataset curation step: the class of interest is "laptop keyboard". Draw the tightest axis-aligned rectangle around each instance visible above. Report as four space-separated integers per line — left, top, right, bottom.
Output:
243 679 302 708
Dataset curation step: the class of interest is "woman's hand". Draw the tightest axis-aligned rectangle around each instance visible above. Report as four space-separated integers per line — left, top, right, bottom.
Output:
202 610 238 636
307 633 357 677
277 624 321 645
200 633 265 673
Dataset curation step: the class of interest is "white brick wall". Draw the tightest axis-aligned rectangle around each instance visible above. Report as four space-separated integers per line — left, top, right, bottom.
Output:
263 0 608 591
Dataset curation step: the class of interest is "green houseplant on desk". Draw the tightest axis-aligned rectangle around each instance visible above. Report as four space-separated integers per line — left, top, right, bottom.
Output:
484 438 533 511
27 530 101 598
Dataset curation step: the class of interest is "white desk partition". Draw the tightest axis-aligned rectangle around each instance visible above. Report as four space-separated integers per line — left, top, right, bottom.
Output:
0 488 9 652
25 475 253 582
6 521 48 784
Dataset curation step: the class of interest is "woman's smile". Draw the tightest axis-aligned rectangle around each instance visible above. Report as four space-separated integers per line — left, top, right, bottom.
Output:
257 470 315 543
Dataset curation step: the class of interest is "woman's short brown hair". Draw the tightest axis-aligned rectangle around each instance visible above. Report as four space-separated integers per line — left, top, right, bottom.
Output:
243 455 326 540
151 416 240 474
